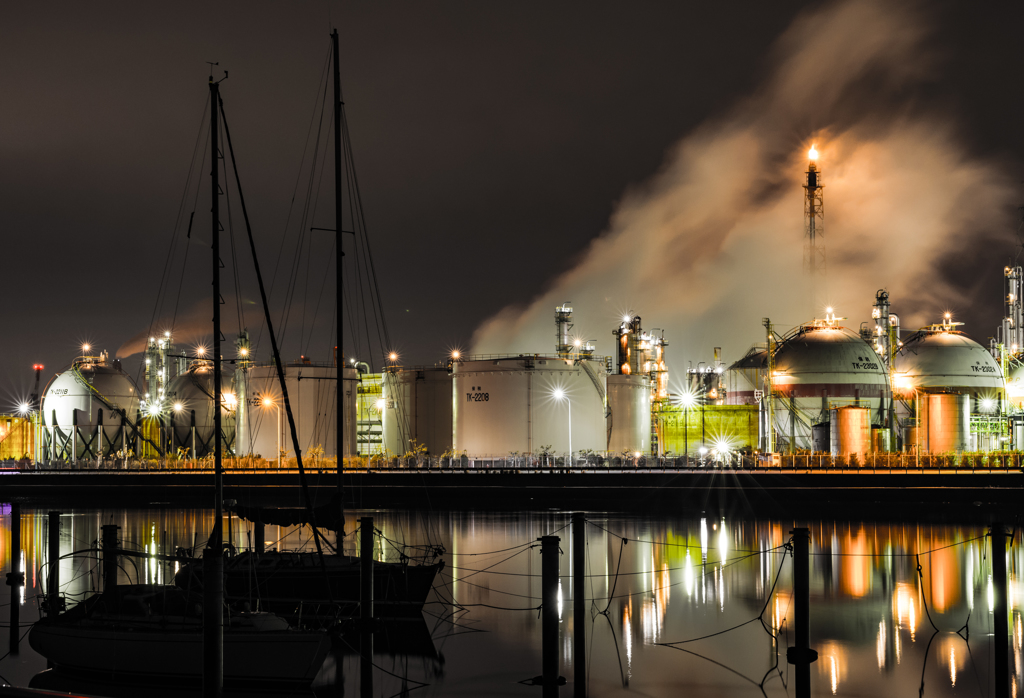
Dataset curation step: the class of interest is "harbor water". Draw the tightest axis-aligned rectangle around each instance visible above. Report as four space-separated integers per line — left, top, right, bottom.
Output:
0 505 1018 696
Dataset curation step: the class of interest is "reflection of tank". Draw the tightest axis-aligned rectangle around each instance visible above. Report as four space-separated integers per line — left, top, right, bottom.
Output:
381 367 453 456
453 356 607 455
607 374 651 453
770 322 889 451
41 352 142 461
165 361 236 457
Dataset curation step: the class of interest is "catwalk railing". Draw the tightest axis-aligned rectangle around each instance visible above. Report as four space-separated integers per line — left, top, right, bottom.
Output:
6 451 1024 472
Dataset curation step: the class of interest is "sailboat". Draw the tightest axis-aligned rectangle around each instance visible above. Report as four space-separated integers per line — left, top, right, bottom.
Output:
174 29 443 622
28 72 331 692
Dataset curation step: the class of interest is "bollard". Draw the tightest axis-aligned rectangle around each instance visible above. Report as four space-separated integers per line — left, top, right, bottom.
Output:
787 528 816 698
572 514 586 698
48 511 61 616
992 523 1009 698
7 503 22 655
101 524 120 594
360 517 374 698
539 535 563 697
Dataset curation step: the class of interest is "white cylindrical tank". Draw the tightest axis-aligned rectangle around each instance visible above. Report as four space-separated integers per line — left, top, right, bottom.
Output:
725 349 766 405
245 361 337 462
166 361 237 457
453 356 607 456
381 367 453 457
42 355 141 460
771 324 889 451
607 374 651 453
342 366 359 458
895 328 1004 410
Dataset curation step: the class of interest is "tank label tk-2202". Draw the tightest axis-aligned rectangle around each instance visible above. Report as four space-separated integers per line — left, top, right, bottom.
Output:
466 392 490 402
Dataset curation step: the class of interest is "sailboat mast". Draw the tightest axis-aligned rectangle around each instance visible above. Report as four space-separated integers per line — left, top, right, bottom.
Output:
332 29 344 514
204 73 225 698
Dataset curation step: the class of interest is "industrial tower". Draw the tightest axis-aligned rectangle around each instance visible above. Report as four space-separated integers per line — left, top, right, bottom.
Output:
804 146 825 307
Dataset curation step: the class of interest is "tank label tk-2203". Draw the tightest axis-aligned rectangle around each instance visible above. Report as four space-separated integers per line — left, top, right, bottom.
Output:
850 362 879 370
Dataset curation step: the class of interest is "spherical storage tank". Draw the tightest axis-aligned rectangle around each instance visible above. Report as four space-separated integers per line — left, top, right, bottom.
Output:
382 367 453 456
771 323 889 451
453 356 607 456
607 374 651 453
165 361 236 457
895 325 1004 408
42 353 141 460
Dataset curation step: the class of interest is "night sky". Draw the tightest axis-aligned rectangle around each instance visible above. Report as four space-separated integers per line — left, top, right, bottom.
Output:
3 1 1024 404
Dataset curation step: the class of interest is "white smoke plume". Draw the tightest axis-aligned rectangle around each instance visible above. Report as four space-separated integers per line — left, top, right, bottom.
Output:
471 0 1016 378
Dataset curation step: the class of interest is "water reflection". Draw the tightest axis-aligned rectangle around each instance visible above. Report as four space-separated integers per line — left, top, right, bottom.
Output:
0 507 1019 696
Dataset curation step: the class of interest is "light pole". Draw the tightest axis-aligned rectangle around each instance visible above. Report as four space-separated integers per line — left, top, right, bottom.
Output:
262 396 281 469
679 391 696 466
553 388 572 464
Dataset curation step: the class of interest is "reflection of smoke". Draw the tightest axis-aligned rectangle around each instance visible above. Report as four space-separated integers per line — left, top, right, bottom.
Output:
471 0 1015 370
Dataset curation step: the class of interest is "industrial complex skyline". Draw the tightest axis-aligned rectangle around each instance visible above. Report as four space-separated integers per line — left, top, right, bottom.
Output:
3 1 1024 404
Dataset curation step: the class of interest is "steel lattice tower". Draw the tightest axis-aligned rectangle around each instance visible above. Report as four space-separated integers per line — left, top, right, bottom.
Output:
804 147 825 304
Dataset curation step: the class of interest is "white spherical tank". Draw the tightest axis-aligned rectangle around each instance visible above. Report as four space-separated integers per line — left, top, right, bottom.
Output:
607 374 651 453
166 362 235 457
453 356 607 456
246 362 336 462
42 355 141 460
895 327 1004 411
771 324 889 451
381 367 453 457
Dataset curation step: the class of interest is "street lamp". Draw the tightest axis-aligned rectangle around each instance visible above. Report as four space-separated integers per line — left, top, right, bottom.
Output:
679 390 697 466
262 396 281 469
552 388 572 464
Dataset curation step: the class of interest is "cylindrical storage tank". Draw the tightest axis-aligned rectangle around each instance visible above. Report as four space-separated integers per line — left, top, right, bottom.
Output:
453 356 607 456
810 422 830 453
771 324 889 451
381 367 453 457
895 329 1004 410
42 356 141 460
166 362 237 458
725 349 766 405
1005 360 1024 411
830 406 872 461
245 362 337 462
915 392 969 454
342 366 359 458
607 374 651 453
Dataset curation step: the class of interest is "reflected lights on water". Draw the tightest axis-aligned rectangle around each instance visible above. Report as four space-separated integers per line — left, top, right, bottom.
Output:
876 618 885 670
817 641 847 695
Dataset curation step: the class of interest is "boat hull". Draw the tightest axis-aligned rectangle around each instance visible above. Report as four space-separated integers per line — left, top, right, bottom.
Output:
29 620 330 686
176 553 442 618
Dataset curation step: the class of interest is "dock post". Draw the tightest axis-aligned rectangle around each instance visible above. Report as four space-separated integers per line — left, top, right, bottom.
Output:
540 534 563 697
992 522 1010 698
360 517 374 698
101 524 120 593
787 527 816 698
572 514 586 698
48 511 61 616
7 503 22 655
